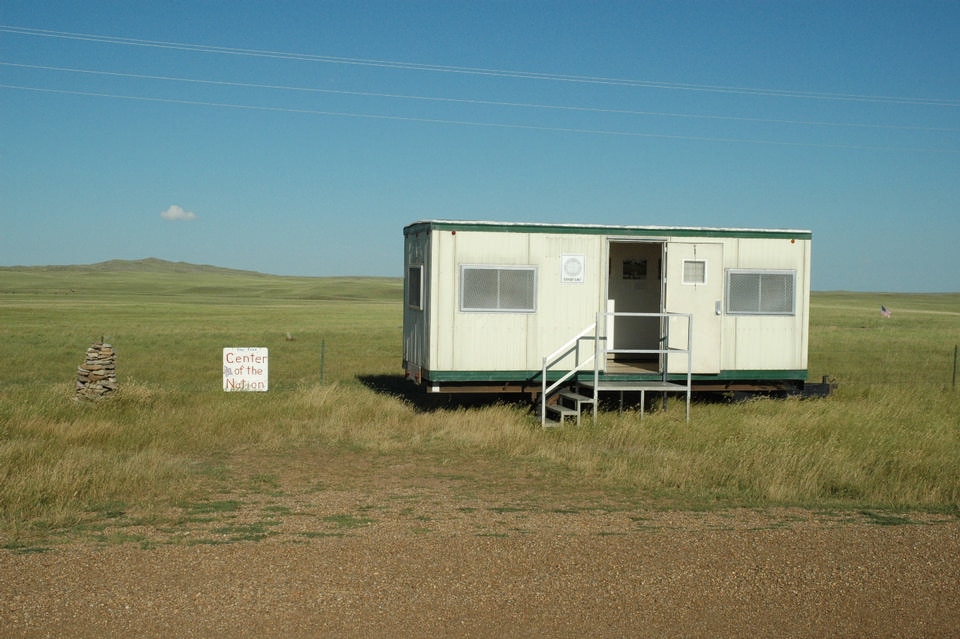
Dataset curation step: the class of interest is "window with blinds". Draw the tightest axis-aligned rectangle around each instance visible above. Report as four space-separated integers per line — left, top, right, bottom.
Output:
460 265 537 312
727 270 796 315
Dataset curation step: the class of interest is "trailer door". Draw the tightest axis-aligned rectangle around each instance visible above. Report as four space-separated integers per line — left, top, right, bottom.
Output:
664 242 722 374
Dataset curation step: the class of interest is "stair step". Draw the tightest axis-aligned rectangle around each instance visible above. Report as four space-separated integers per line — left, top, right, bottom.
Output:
557 390 595 405
546 404 579 417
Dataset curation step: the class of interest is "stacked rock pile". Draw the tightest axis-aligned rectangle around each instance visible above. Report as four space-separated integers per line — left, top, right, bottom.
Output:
76 341 117 399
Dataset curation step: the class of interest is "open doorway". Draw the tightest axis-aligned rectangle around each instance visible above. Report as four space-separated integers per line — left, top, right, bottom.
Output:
607 241 663 372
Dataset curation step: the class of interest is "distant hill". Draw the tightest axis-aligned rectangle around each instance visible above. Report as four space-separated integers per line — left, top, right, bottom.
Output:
0 258 268 277
92 258 272 276
0 258 402 302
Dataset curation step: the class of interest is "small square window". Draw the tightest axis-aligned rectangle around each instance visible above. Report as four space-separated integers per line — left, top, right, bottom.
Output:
682 260 706 285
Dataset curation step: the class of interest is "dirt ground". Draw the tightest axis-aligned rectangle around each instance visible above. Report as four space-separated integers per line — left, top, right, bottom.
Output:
3 489 959 638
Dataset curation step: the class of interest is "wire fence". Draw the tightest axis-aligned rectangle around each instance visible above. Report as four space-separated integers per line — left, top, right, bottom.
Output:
809 343 959 390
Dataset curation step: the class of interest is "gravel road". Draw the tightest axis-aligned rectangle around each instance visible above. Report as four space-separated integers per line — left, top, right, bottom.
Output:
3 502 958 638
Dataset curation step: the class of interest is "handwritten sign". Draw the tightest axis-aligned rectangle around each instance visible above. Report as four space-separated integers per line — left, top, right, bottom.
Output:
223 347 269 391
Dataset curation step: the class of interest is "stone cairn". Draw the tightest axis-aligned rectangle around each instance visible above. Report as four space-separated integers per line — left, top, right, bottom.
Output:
76 340 117 400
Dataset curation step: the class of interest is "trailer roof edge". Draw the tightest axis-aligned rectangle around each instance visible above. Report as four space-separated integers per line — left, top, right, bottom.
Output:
403 219 812 240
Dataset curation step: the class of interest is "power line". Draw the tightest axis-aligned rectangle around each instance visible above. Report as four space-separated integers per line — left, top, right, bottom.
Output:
3 61 956 134
2 24 958 108
3 83 956 154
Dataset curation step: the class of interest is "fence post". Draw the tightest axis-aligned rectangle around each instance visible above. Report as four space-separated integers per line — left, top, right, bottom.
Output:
320 339 326 385
953 344 957 390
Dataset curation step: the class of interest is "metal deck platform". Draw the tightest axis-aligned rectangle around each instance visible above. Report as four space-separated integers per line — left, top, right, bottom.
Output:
579 380 690 419
539 311 693 427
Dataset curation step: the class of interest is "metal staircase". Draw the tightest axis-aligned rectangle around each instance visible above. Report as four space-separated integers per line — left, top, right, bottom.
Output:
540 312 693 427
544 386 597 426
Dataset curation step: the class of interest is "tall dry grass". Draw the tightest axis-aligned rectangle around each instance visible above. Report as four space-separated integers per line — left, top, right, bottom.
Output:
1 265 958 543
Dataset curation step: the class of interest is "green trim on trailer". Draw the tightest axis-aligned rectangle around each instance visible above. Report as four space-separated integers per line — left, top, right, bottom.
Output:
415 370 567 383
418 369 808 383
403 220 812 241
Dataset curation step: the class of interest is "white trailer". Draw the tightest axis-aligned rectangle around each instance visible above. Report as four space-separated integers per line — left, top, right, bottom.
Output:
403 220 821 422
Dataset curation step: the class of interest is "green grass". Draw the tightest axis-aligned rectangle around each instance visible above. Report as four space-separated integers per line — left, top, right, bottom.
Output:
1 261 958 544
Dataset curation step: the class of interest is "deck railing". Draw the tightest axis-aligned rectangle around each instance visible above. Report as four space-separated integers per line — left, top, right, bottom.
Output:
540 322 597 426
592 311 693 421
540 311 693 426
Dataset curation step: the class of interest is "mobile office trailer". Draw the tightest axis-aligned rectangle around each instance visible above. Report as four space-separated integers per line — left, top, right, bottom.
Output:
403 220 816 410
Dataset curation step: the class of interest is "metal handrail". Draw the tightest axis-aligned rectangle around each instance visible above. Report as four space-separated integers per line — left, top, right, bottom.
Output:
540 322 597 426
593 311 693 421
541 312 693 426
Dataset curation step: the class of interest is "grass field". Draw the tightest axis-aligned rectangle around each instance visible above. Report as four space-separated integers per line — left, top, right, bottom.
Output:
1 260 958 544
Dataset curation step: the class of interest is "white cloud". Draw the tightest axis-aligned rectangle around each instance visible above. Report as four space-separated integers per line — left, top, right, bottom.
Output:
160 204 197 221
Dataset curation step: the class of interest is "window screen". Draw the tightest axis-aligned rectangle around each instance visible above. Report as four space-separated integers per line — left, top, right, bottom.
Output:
682 260 706 285
727 270 796 315
407 265 423 309
461 266 536 312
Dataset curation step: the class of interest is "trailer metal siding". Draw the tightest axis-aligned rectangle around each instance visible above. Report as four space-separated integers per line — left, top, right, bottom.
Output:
431 229 606 372
403 220 812 387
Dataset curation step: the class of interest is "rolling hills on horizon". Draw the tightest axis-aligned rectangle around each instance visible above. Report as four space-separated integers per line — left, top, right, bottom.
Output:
1 257 286 277
0 258 402 301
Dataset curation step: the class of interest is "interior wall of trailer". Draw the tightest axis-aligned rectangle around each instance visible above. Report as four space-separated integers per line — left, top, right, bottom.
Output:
607 242 663 358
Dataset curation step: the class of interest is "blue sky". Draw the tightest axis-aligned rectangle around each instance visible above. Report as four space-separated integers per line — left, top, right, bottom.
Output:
1 1 958 292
